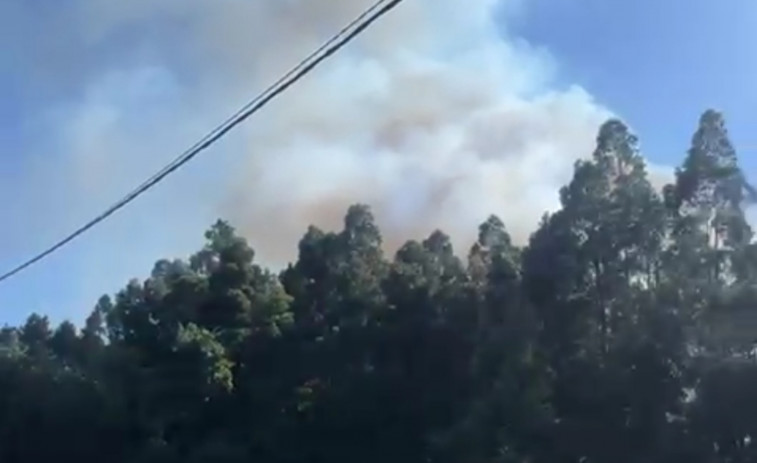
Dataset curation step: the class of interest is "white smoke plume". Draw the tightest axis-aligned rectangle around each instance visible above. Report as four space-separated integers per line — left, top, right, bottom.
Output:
197 0 615 264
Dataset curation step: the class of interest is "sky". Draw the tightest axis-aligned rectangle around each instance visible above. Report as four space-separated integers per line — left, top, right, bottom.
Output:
0 0 755 326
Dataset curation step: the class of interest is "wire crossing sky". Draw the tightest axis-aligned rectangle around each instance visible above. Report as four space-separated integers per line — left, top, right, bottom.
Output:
0 0 404 286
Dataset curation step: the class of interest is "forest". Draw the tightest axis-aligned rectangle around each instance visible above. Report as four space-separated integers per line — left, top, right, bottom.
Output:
1 110 756 462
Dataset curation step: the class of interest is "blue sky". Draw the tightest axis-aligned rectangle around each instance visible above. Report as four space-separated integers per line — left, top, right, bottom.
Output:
511 0 757 170
0 0 755 327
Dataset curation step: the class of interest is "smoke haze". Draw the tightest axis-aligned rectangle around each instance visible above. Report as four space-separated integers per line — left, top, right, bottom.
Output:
0 0 676 322
188 0 615 264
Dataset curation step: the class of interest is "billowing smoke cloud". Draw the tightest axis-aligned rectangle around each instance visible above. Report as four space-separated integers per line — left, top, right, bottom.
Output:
190 0 615 264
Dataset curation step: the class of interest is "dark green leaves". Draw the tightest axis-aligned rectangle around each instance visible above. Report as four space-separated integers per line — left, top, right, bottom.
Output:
0 110 755 463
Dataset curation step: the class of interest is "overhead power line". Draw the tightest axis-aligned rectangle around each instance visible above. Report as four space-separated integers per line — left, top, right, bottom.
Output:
0 0 404 285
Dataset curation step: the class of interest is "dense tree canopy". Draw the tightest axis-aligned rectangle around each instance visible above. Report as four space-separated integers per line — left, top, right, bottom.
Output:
1 110 757 462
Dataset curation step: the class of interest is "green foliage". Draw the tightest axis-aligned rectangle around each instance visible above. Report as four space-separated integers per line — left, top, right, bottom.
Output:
1 109 756 463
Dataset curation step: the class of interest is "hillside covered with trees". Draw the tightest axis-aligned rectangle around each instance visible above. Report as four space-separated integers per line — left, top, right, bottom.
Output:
2 110 757 462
